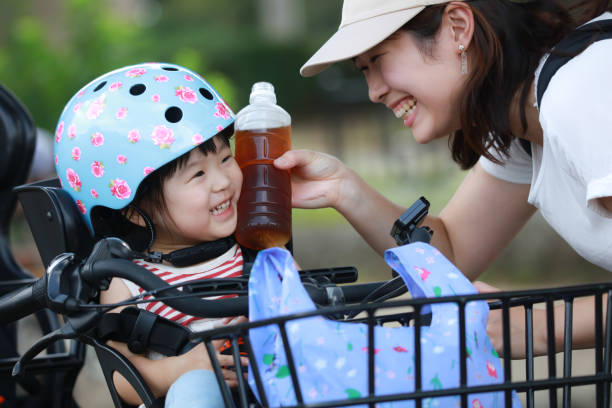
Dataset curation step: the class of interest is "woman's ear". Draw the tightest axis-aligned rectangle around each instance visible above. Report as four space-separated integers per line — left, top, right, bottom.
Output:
443 1 475 50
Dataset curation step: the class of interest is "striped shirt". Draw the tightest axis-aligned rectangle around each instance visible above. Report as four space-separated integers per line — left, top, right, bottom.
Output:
121 244 243 332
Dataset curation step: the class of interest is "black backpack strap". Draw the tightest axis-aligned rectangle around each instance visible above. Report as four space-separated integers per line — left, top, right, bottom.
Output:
518 138 532 157
537 19 612 105
95 307 194 356
238 238 293 276
239 245 259 276
520 18 612 158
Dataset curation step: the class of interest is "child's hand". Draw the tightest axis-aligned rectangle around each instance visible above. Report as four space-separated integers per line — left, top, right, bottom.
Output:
183 341 248 387
223 315 248 325
474 281 548 359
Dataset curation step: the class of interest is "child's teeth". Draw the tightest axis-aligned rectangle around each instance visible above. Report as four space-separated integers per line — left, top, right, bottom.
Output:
211 200 230 215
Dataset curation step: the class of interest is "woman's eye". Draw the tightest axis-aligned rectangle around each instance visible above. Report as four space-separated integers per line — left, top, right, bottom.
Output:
371 54 382 64
357 54 382 72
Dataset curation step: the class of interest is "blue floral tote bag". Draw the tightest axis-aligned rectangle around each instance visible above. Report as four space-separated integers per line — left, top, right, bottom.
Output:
247 243 521 407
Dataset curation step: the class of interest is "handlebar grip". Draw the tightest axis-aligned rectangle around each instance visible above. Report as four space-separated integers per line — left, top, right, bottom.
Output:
0 276 48 325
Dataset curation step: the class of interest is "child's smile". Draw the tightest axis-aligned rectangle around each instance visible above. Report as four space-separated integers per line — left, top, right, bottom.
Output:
210 200 231 216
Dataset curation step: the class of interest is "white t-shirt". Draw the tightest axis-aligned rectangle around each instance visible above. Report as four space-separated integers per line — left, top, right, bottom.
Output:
479 12 612 272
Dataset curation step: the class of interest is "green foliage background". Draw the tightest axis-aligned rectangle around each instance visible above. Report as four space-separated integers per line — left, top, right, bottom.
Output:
0 0 348 132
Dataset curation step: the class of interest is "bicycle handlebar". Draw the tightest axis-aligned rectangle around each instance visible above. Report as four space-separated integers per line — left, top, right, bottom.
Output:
85 259 390 317
0 238 399 325
0 275 47 324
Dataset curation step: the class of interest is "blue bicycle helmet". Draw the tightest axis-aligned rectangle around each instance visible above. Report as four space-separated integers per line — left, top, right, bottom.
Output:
53 62 235 234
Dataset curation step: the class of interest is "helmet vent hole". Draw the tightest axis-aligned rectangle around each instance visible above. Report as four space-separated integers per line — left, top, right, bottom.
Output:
130 84 146 96
165 106 183 123
162 66 178 71
93 81 107 92
199 88 213 100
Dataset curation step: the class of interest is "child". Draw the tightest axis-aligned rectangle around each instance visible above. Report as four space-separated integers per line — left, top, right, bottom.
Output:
53 62 247 407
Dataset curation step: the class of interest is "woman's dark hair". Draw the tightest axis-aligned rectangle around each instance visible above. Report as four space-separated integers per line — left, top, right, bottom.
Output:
404 0 611 169
90 125 234 250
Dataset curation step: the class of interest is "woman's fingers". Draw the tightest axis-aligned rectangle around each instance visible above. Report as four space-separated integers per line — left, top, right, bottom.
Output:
275 149 319 170
275 149 342 179
273 149 348 209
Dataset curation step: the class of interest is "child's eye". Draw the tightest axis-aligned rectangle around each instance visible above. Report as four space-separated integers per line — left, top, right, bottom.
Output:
222 155 233 163
193 170 205 178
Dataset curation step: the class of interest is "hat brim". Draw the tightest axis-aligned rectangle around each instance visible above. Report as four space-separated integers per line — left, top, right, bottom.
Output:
300 6 425 77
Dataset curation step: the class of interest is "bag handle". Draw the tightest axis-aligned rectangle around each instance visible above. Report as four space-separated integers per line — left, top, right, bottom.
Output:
249 244 487 328
385 242 488 325
248 248 316 322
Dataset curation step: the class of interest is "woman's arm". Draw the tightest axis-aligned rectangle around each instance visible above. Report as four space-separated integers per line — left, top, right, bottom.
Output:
99 278 244 406
432 163 536 279
476 281 608 358
276 150 535 280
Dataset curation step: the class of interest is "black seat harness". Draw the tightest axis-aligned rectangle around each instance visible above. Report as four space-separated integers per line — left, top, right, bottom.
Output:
519 18 612 157
95 307 193 356
95 242 259 357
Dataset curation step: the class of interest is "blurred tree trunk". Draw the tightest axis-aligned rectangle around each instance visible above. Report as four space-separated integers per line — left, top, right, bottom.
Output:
256 0 305 42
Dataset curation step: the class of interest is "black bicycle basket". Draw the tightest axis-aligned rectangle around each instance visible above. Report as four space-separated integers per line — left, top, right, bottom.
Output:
193 282 612 408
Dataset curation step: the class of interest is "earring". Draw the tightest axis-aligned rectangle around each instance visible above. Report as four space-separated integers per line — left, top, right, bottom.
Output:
458 44 468 75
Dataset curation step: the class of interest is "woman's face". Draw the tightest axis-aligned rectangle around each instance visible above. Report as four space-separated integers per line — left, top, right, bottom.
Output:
355 28 466 144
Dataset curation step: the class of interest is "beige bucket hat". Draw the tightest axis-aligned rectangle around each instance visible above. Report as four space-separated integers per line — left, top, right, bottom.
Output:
300 0 457 77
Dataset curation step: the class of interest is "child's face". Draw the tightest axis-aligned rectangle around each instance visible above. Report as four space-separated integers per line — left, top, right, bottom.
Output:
154 138 243 250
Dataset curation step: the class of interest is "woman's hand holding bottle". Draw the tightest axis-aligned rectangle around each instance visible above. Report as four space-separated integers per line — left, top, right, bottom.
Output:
274 149 355 211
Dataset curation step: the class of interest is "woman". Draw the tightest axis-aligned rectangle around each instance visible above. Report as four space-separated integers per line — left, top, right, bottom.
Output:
274 0 612 357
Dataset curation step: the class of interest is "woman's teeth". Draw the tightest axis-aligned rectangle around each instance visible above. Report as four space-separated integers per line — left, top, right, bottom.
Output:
210 200 230 215
393 99 417 120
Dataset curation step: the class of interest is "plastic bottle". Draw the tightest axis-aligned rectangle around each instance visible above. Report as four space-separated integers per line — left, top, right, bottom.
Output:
234 82 292 250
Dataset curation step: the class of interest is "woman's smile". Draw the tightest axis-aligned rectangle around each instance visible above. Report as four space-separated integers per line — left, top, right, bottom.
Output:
392 96 418 127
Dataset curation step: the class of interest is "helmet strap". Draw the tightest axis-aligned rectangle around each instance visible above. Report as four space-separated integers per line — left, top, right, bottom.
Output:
127 203 156 252
128 203 236 267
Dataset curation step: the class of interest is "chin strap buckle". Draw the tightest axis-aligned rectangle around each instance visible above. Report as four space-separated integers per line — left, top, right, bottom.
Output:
145 251 163 263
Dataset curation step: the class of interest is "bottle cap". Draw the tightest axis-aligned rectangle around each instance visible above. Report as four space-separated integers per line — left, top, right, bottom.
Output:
249 82 276 104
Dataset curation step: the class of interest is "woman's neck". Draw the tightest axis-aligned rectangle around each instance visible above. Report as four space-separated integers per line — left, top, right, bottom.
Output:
509 81 543 146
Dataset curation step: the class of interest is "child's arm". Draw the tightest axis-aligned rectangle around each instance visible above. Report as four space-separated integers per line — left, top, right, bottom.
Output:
106 339 243 405
100 278 247 406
